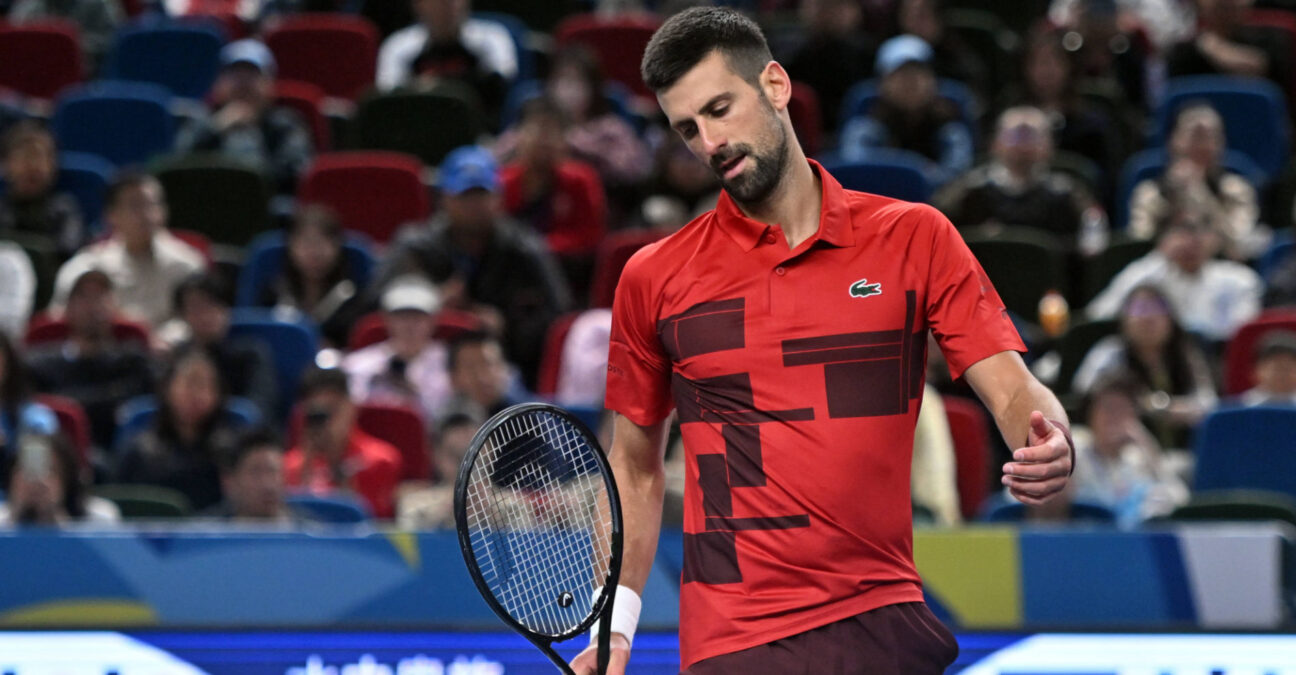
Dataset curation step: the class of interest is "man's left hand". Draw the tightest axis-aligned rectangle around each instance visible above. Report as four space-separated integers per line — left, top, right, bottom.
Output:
1001 411 1072 505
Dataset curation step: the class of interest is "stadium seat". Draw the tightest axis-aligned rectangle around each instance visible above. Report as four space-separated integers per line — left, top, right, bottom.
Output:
1168 488 1296 528
236 229 375 308
554 13 661 101
1053 319 1120 394
1258 229 1294 282
1222 309 1296 395
981 496 1118 524
964 227 1067 322
52 81 175 167
0 21 83 100
264 13 379 101
345 308 485 353
1081 236 1155 304
113 395 261 451
535 311 582 397
357 401 430 482
297 151 430 243
1153 75 1289 182
941 395 993 522
95 483 193 518
228 308 320 418
1194 406 1296 501
349 91 482 168
788 82 822 158
33 393 91 472
56 151 115 233
171 229 214 265
589 229 664 308
274 79 332 150
286 493 370 523
24 312 150 349
820 152 933 203
106 22 225 100
943 9 1018 100
1114 148 1267 229
944 0 1049 36
154 154 272 247
839 78 978 136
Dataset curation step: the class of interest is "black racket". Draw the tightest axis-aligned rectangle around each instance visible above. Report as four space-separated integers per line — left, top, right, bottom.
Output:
454 402 623 675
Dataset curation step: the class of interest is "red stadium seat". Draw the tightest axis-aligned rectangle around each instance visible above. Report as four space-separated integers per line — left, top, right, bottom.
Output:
297 151 430 243
1222 309 1296 395
275 79 332 150
942 395 992 522
33 393 91 473
264 13 379 101
589 229 664 308
171 229 214 265
0 21 83 100
347 309 486 352
535 311 581 397
554 13 661 101
788 82 822 157
24 312 151 349
357 401 431 482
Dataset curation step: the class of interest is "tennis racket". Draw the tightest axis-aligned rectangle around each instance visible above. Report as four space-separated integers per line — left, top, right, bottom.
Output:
454 403 623 675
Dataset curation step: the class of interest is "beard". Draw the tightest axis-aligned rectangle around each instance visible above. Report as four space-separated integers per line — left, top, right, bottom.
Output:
710 104 790 208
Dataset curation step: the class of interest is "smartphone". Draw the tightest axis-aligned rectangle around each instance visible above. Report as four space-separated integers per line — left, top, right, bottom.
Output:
18 434 52 479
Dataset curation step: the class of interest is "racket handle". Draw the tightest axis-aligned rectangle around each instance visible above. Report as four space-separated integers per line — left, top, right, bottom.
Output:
597 585 616 675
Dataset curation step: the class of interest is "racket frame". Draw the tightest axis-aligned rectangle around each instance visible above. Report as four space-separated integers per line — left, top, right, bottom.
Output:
454 402 624 675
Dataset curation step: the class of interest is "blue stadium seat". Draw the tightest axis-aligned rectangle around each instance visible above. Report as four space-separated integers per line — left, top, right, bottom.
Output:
1195 406 1296 501
286 493 371 524
838 78 977 135
228 308 320 418
1114 147 1268 229
107 22 225 100
113 395 262 451
53 81 175 167
1153 75 1290 182
1258 229 1294 281
56 151 115 234
234 230 376 307
820 151 933 203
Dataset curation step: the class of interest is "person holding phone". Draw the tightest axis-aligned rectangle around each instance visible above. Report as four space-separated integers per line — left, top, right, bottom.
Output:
0 433 119 526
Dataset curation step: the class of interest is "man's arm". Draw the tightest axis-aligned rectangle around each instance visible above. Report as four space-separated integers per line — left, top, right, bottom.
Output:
570 412 670 675
963 350 1073 505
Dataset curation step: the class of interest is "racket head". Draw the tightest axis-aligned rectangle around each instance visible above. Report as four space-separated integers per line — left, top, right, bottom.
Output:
454 402 623 645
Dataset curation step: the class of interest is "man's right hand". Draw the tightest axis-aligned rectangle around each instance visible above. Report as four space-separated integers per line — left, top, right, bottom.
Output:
569 633 631 675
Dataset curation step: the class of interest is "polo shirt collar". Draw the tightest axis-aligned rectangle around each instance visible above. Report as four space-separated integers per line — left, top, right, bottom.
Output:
714 159 854 251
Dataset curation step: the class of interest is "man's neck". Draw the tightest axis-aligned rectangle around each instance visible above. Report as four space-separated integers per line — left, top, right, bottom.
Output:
736 150 822 249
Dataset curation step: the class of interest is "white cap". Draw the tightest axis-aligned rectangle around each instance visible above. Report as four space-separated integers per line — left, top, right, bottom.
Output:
381 275 441 314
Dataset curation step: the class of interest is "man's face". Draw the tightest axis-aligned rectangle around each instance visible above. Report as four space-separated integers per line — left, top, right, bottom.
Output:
1160 225 1212 275
107 180 167 250
444 188 498 234
181 290 230 344
216 63 270 108
65 279 116 338
1256 352 1296 396
658 51 790 208
414 0 467 37
518 114 566 169
452 341 508 408
3 138 57 199
223 446 285 519
385 309 434 353
880 62 937 113
994 116 1052 174
302 389 355 454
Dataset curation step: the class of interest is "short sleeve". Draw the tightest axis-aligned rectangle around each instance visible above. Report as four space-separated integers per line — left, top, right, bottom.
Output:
604 247 674 426
922 210 1025 379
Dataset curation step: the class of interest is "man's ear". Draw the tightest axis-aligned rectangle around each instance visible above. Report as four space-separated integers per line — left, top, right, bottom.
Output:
759 60 793 112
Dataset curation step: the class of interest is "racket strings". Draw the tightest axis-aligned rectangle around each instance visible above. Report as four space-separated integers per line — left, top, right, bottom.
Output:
463 410 614 638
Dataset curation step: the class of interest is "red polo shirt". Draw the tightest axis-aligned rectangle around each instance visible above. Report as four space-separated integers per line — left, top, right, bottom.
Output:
285 428 403 519
605 161 1023 668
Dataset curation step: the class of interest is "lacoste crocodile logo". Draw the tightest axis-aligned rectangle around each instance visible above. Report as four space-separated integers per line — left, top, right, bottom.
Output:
849 278 882 299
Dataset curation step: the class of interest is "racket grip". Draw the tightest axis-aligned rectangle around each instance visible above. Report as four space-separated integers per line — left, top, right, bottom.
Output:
597 585 615 675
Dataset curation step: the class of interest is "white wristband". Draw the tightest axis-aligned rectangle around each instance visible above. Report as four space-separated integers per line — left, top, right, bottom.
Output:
588 584 642 648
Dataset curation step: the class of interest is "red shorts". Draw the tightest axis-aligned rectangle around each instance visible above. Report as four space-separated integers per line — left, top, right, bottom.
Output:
681 602 958 675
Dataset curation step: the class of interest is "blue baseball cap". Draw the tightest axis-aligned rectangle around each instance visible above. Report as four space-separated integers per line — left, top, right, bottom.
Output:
875 34 933 77
438 145 500 195
221 39 276 77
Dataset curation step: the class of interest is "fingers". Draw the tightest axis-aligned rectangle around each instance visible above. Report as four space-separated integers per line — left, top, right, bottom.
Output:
570 643 630 675
1027 411 1052 443
1008 480 1067 505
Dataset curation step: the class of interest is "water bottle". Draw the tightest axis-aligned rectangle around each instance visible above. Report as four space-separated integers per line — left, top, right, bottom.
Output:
1038 289 1070 338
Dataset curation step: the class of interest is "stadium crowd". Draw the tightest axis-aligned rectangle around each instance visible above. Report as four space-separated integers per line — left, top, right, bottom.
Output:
1 0 1295 530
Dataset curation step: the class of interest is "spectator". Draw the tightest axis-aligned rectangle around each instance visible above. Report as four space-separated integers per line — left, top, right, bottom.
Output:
0 432 119 525
1128 103 1264 260
376 146 571 388
284 367 402 518
1070 374 1188 527
207 425 296 523
1056 0 1152 110
778 0 876 135
554 308 612 409
1264 250 1296 308
115 343 241 512
0 332 58 485
7 0 122 73
499 97 606 293
0 120 86 258
911 385 960 526
1237 330 1296 407
1088 210 1262 343
1168 0 1290 86
838 34 974 186
254 203 367 349
51 171 206 329
175 39 314 195
897 0 989 99
27 269 153 451
395 411 476 528
342 275 452 424
377 0 516 91
998 27 1124 182
437 331 521 424
1075 283 1218 447
164 272 278 419
934 106 1107 253
1049 0 1196 53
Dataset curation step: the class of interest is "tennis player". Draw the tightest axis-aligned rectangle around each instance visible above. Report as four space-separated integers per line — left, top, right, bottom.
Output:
571 7 1074 674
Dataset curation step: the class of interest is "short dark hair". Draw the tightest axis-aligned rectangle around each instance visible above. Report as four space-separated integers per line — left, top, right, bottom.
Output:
104 169 159 211
298 365 350 399
218 424 284 474
447 331 497 373
1 119 54 159
640 6 772 93
173 271 230 314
